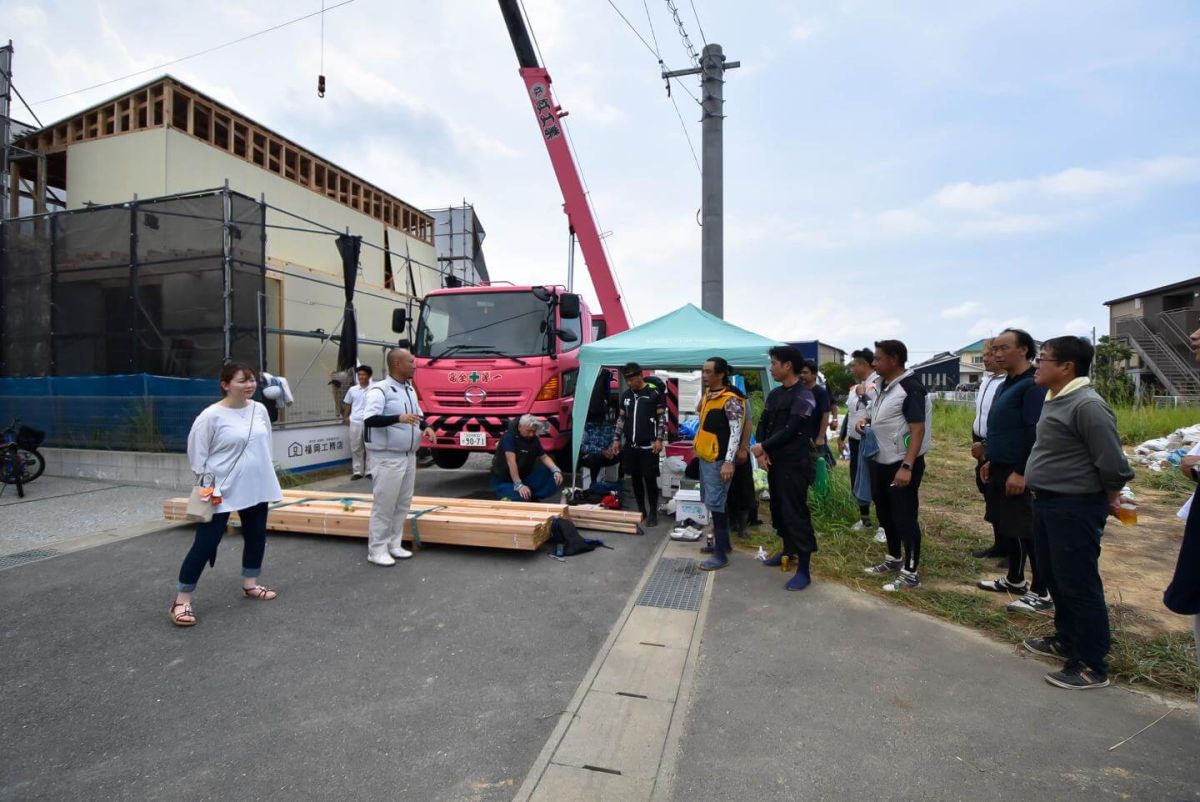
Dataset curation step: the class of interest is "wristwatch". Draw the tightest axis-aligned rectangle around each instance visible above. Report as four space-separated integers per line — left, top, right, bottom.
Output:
901 462 914 471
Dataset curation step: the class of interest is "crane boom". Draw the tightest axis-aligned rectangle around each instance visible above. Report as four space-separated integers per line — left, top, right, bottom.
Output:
497 0 631 335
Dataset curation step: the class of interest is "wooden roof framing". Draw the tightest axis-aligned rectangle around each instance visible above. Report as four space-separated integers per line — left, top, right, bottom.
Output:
12 76 433 244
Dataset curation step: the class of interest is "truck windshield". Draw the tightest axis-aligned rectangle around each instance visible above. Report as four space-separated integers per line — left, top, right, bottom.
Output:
414 292 550 358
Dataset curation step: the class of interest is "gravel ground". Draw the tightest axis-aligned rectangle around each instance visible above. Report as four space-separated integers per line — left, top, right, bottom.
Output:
0 476 175 557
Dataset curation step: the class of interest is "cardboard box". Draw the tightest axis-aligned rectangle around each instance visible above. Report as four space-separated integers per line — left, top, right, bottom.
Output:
674 488 709 525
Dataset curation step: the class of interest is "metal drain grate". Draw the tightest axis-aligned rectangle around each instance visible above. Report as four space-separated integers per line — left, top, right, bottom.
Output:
636 558 707 611
0 548 58 570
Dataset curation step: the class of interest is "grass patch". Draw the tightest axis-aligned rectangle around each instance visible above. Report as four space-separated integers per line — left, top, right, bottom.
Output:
1114 405 1200 446
734 416 1200 698
934 397 1200 447
1143 465 1194 498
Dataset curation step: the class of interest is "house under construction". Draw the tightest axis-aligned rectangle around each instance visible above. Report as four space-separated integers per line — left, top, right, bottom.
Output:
1 75 477 428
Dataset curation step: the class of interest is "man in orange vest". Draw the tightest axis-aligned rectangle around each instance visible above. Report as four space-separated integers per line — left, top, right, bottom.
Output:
694 356 747 571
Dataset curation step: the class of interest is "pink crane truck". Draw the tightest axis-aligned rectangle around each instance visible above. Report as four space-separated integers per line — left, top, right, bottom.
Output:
390 1 631 470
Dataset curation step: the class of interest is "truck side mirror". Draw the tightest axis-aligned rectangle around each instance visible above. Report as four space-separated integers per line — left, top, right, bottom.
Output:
556 328 579 344
397 338 412 349
559 293 581 319
392 308 408 333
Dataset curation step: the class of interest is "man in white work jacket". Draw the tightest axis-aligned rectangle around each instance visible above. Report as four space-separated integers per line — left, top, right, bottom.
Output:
362 348 435 567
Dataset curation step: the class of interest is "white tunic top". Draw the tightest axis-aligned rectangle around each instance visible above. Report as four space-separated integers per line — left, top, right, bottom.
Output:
343 383 372 423
187 401 282 513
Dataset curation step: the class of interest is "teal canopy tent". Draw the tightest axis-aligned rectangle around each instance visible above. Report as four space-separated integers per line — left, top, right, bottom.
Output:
570 304 784 475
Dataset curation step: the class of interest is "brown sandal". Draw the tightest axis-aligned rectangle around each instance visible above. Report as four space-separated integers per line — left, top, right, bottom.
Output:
242 585 277 601
169 601 196 627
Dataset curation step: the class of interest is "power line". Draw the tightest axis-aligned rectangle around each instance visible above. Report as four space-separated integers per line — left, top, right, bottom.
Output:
642 0 663 58
603 2 700 173
517 0 547 71
668 93 701 175
688 0 708 47
606 0 660 61
665 0 700 65
32 0 357 105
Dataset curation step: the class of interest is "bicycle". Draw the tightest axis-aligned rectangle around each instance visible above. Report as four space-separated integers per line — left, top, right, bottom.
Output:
0 418 47 498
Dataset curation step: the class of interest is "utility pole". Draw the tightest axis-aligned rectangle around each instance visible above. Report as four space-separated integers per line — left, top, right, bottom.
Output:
664 44 739 318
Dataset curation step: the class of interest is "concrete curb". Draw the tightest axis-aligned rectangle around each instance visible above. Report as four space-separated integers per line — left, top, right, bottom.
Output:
513 534 672 801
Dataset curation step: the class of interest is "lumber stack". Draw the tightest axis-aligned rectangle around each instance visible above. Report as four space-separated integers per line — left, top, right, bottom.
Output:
162 489 642 551
564 505 644 535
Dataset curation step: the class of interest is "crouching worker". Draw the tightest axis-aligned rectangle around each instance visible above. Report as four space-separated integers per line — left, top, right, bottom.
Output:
491 415 564 501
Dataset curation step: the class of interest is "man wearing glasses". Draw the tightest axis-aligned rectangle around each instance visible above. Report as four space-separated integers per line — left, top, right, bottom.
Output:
1022 336 1133 690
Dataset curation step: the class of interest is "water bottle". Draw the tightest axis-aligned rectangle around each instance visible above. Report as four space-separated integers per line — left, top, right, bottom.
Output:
556 543 564 558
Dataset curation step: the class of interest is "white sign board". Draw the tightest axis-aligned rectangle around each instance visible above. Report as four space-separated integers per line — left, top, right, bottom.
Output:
272 423 351 472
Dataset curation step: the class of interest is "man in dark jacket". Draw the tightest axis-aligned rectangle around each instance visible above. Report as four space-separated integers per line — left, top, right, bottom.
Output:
1022 336 1134 690
977 328 1050 614
751 345 818 591
609 362 667 526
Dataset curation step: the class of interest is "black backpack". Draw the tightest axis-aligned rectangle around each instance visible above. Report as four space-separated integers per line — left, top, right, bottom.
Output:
547 516 604 556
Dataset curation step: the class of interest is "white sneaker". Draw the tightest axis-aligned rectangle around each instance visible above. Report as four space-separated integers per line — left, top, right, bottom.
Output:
850 520 867 531
367 552 396 567
670 526 703 542
389 546 413 560
874 528 887 544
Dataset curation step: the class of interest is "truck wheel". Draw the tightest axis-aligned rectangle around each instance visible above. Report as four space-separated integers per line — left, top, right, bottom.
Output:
432 449 471 470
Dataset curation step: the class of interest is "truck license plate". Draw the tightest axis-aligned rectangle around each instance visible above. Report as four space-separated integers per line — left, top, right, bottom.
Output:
459 432 487 447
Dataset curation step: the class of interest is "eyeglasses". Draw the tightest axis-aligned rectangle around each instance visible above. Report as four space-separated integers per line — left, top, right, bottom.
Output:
1034 357 1062 364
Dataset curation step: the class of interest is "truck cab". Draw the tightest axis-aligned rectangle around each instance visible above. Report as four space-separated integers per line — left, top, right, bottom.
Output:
398 285 594 469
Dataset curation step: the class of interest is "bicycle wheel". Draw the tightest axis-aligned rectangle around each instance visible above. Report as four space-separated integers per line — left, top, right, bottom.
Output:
20 448 45 482
0 447 44 484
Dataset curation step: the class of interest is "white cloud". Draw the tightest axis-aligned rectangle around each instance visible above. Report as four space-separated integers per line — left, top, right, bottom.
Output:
967 316 1033 339
865 156 1200 243
789 24 817 41
1061 318 1094 335
940 300 982 320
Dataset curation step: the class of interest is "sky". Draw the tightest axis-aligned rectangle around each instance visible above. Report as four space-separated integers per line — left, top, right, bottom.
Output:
4 0 1199 360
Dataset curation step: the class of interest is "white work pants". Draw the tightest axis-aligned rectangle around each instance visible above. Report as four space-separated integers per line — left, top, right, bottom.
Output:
348 420 366 475
368 453 417 557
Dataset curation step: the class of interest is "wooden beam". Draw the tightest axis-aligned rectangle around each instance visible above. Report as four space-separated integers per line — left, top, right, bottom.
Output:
33 156 47 214
7 163 20 219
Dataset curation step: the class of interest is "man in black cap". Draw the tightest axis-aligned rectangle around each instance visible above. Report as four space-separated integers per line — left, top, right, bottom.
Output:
608 362 667 526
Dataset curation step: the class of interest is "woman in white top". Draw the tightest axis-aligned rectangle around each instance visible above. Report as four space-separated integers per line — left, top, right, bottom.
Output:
170 363 283 627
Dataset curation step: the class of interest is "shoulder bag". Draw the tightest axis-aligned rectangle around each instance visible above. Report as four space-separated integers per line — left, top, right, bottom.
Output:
185 405 256 522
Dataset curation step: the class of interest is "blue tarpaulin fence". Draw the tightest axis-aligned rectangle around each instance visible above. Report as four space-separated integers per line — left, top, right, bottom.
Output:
0 374 219 452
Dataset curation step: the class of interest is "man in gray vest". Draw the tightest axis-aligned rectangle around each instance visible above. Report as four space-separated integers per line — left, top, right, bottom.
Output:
362 348 435 567
857 339 933 592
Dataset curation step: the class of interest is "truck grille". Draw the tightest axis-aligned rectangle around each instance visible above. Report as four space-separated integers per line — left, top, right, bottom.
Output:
431 389 525 409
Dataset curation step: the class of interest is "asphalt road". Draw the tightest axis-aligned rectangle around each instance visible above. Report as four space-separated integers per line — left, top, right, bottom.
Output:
667 554 1200 801
0 460 661 801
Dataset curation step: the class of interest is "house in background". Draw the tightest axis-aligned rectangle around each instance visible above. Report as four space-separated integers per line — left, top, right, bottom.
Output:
1106 277 1200 397
910 351 962 391
789 341 847 367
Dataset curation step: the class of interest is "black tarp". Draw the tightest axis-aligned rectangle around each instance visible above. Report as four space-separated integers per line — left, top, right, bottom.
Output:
335 234 362 372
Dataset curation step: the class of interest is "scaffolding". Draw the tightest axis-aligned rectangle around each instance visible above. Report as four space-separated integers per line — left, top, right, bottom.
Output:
0 185 447 446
